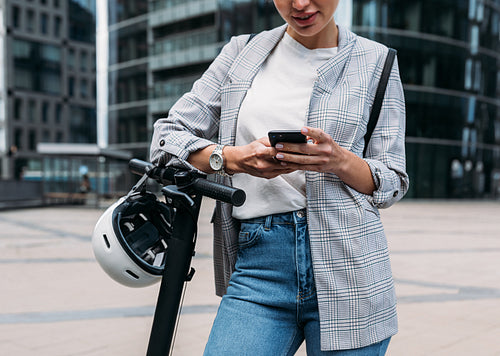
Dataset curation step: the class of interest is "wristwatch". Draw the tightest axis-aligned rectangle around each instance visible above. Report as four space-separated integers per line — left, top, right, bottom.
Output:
209 144 230 176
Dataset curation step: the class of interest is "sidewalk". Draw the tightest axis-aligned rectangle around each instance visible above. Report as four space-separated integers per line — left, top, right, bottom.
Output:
0 200 499 355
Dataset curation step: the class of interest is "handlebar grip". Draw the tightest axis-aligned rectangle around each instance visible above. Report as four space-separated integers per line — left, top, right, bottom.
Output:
129 158 154 177
193 178 246 207
129 159 174 182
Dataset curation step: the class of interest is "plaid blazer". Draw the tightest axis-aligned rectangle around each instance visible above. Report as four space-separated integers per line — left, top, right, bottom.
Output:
150 24 409 350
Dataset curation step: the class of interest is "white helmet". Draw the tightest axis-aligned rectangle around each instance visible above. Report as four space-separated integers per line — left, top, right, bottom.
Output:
92 191 174 287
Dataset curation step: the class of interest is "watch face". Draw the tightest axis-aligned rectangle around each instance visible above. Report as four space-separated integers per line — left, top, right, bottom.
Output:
209 154 223 171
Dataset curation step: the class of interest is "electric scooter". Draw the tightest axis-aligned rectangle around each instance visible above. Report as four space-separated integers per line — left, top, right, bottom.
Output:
128 158 245 356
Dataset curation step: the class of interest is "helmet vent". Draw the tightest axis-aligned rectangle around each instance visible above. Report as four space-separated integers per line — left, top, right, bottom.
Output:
102 234 111 249
126 270 140 279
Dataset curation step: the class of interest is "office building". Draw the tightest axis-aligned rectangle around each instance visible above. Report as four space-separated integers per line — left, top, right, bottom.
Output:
0 0 97 179
106 0 500 198
351 0 500 198
105 0 281 159
105 1 148 158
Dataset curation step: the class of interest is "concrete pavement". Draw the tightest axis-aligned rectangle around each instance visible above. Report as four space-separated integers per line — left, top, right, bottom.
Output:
0 200 499 355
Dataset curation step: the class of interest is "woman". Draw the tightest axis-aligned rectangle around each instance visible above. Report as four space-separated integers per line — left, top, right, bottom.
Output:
150 0 409 354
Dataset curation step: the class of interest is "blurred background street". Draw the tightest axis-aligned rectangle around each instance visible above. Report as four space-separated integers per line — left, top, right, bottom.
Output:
1 199 499 355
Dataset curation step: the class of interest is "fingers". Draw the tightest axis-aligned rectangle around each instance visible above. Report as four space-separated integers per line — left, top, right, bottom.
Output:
243 140 297 178
257 136 272 147
273 127 338 172
301 126 326 143
275 151 326 167
254 163 296 179
272 127 327 154
276 161 320 173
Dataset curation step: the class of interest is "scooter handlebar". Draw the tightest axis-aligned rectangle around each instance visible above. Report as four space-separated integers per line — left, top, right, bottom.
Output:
129 158 161 178
128 159 246 207
191 177 246 207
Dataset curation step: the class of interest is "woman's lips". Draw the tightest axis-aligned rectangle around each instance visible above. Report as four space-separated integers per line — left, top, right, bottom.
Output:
292 12 318 27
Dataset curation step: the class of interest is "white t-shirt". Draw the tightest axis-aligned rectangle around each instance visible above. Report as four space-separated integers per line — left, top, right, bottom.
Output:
232 33 338 220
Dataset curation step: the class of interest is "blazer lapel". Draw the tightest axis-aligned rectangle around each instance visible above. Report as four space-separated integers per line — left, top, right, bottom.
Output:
316 25 357 93
219 25 287 146
227 24 287 82
308 26 360 150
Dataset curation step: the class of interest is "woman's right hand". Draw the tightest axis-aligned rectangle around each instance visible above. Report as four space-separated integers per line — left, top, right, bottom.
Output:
225 137 296 179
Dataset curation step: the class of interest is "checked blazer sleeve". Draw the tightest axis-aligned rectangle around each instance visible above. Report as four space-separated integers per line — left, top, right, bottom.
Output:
149 35 248 169
364 55 409 208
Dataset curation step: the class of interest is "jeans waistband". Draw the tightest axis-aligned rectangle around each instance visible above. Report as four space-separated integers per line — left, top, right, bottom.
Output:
239 209 307 228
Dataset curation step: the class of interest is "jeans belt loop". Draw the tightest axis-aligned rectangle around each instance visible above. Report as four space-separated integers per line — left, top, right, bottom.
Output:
264 214 273 230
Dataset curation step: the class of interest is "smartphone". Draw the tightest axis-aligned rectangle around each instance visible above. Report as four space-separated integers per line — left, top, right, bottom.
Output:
268 130 307 147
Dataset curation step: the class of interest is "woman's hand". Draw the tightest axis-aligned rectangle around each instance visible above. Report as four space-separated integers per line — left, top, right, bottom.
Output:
187 138 296 179
225 137 296 179
273 127 376 195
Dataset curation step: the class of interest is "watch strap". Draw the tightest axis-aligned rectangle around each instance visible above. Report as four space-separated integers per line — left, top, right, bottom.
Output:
212 144 223 157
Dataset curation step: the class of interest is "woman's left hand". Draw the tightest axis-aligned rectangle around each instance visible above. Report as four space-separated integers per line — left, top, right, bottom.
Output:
274 126 376 195
273 126 347 174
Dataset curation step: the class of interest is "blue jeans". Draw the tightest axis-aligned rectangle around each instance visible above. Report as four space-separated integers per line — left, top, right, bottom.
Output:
204 210 391 356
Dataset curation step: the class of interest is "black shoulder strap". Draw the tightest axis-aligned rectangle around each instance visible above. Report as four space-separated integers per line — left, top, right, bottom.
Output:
363 48 397 157
247 33 256 45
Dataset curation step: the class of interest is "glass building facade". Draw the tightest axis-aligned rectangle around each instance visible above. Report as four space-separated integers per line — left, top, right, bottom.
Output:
0 0 97 179
107 0 283 158
106 0 148 156
351 0 500 198
106 0 500 199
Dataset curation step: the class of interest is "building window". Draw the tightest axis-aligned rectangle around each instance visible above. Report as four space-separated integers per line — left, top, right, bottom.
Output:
54 0 60 8
43 130 51 142
12 6 21 29
14 98 22 120
13 39 31 58
56 131 63 143
28 129 37 151
68 49 75 70
80 79 88 98
41 44 61 62
69 106 97 143
28 100 36 122
41 13 49 34
54 16 62 37
42 102 50 123
26 9 35 32
68 1 95 43
55 103 62 124
14 68 32 90
41 71 61 94
13 40 62 94
68 77 75 97
80 50 88 72
15 128 23 150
